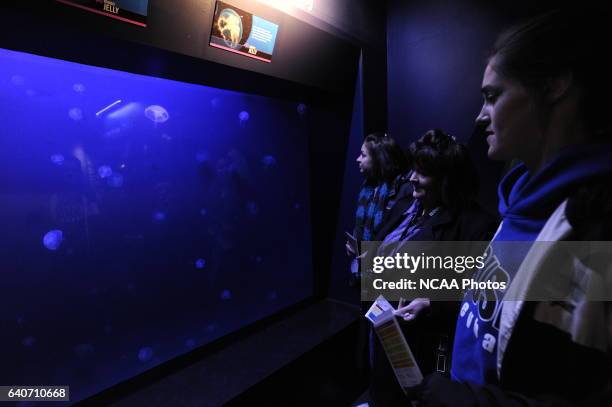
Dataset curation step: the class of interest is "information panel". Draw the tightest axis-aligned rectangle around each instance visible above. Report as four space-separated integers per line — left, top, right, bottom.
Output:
209 1 280 63
57 0 149 27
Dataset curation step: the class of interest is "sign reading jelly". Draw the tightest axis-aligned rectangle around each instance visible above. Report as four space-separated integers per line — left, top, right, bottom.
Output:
209 1 279 63
56 0 149 27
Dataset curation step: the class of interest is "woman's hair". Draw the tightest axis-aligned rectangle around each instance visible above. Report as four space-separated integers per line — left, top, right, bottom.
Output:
410 129 478 211
363 132 410 183
489 8 612 137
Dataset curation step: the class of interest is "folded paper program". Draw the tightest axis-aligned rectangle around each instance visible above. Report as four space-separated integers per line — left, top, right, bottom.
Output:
366 296 423 391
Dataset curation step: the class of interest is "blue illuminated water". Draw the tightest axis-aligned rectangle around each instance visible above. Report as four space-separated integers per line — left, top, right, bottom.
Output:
0 47 314 405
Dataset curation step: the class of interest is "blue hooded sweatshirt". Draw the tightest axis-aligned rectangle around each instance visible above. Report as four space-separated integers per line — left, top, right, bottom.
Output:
451 143 612 385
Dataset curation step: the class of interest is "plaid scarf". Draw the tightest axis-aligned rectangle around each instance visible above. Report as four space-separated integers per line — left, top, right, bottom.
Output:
354 181 390 242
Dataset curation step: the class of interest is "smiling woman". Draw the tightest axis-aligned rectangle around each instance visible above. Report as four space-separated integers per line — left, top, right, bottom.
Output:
368 128 498 406
408 129 479 214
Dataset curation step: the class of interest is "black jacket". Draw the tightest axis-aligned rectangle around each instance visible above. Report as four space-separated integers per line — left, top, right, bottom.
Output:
369 199 499 407
375 199 499 243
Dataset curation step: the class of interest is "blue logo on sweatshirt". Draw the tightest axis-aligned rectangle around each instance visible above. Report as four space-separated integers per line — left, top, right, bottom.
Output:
452 244 511 384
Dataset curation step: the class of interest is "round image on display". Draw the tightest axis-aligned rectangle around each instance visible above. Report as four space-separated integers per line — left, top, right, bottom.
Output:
217 8 243 49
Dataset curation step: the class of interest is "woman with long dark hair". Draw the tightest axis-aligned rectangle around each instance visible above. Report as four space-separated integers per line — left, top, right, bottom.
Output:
377 129 491 244
347 133 411 279
369 129 497 406
348 133 412 392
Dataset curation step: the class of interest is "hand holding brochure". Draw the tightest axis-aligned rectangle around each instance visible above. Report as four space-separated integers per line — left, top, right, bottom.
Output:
365 295 423 392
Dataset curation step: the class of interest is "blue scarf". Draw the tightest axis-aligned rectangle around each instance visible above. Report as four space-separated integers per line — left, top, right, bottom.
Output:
354 182 390 242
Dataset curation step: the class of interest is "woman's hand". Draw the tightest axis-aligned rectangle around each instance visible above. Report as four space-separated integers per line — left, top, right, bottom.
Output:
393 297 431 321
345 241 356 256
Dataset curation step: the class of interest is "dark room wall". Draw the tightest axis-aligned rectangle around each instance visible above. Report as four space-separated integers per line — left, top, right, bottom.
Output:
288 0 388 138
386 0 559 212
387 1 500 143
386 0 563 144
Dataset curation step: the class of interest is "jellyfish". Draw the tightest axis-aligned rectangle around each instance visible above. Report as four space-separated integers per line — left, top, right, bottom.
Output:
261 155 277 169
68 107 83 121
246 201 259 215
97 165 112 179
72 83 86 93
185 339 196 348
161 133 172 142
267 291 278 301
17 317 25 327
210 98 220 108
43 229 63 251
206 323 217 332
294 202 302 210
199 208 208 216
297 103 308 116
195 258 206 269
25 89 36 97
137 347 153 362
220 289 232 300
144 105 169 124
50 154 64 165
238 110 249 126
107 173 124 188
255 256 263 263
22 336 35 347
153 211 166 222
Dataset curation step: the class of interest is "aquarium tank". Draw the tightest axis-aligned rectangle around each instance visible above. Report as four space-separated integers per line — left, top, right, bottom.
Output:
0 47 314 404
